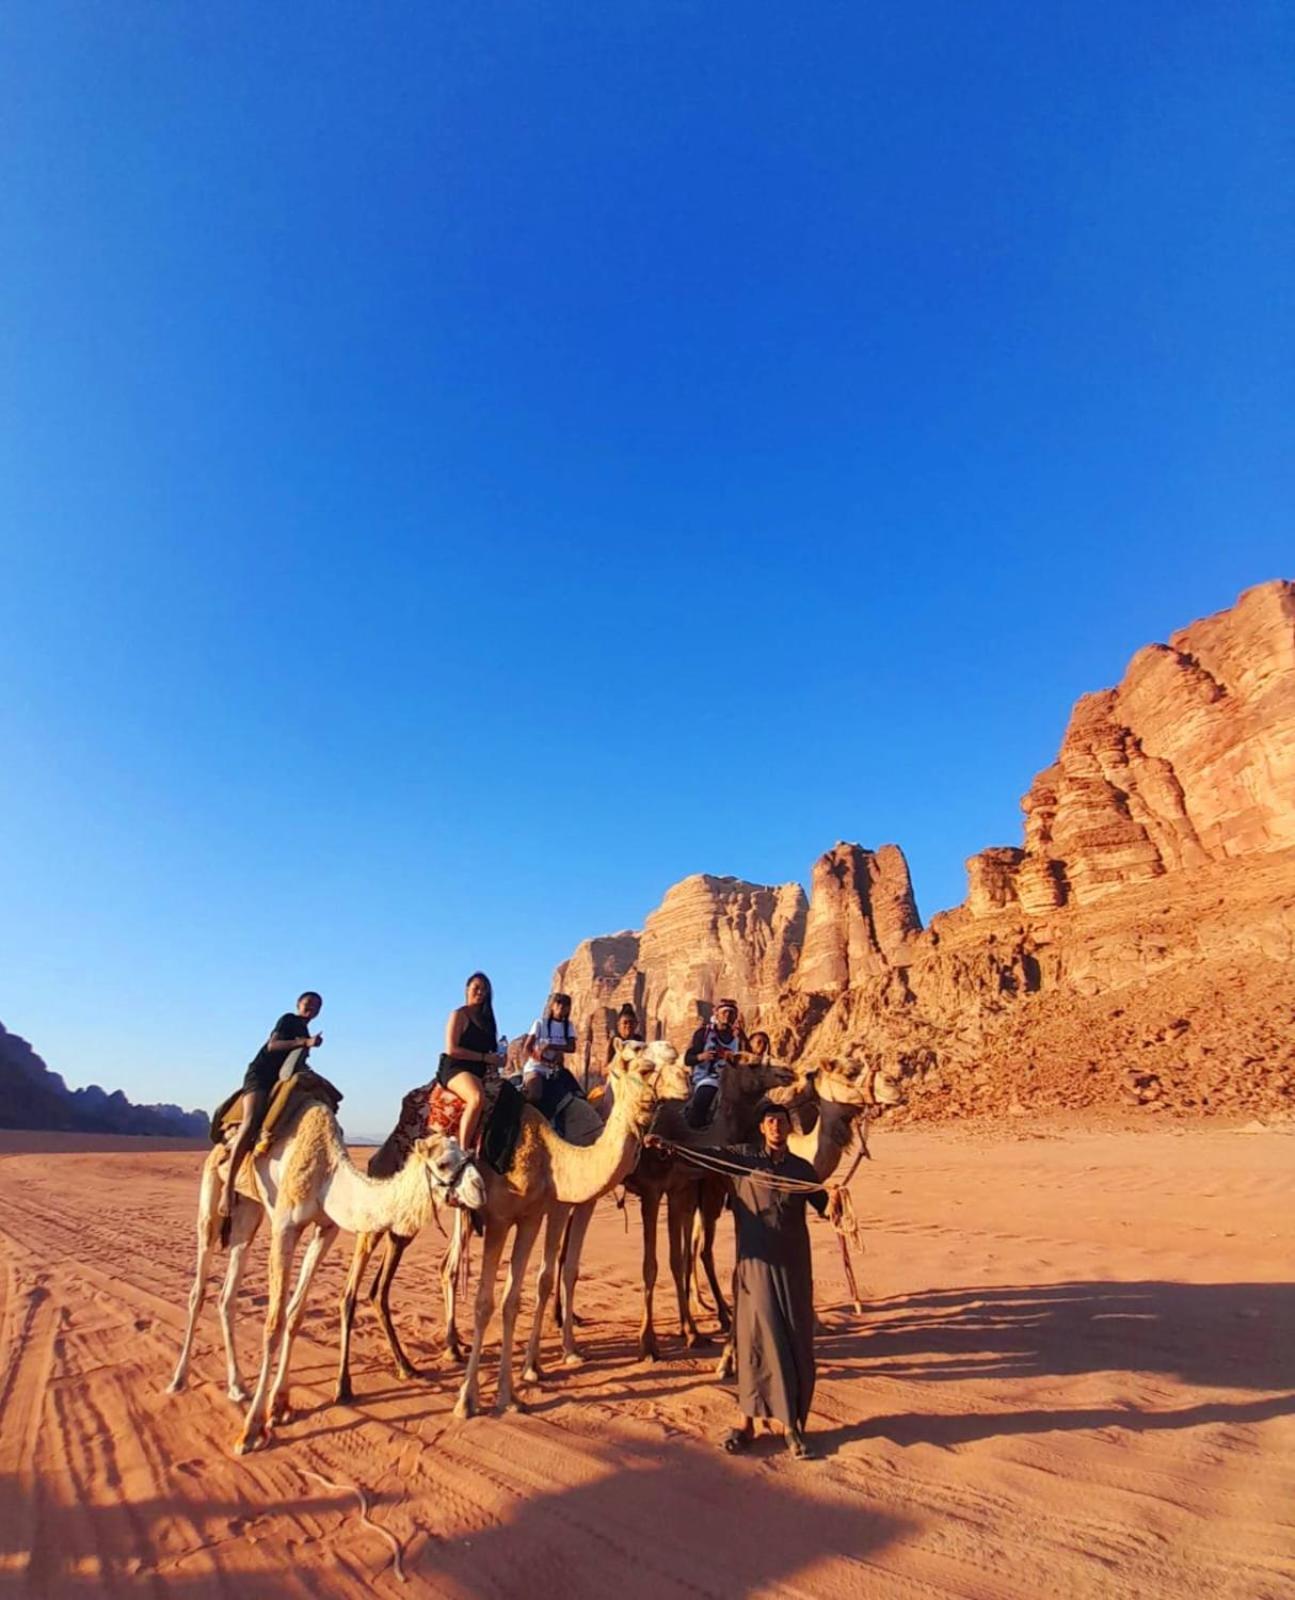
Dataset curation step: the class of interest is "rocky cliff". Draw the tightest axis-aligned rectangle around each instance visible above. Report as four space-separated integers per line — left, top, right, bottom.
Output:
0 1021 209 1137
554 582 1295 1115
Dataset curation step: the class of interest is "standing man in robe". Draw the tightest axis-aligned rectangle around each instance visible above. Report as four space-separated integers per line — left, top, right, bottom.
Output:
650 1097 827 1457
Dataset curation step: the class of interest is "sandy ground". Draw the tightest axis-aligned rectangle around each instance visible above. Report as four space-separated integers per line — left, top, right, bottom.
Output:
0 1123 1291 1600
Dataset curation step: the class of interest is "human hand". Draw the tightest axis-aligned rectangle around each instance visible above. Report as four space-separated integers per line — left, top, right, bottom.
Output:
643 1134 668 1152
310 1033 324 1049
486 1052 503 1069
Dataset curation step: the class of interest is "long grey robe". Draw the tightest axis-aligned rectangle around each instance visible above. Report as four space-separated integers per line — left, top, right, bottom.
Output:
725 1146 826 1429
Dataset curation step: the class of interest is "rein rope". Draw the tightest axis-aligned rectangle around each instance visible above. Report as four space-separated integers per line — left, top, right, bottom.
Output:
654 1103 879 1314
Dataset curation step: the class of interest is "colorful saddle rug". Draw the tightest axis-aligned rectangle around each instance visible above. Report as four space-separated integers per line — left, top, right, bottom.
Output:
424 1077 526 1175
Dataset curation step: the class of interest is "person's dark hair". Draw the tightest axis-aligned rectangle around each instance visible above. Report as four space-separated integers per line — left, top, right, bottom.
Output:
756 1098 790 1122
549 992 572 1015
298 990 323 1007
465 971 498 1043
618 1003 638 1023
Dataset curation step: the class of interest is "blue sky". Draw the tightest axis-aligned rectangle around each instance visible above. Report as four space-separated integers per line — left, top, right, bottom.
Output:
1 3 1290 1134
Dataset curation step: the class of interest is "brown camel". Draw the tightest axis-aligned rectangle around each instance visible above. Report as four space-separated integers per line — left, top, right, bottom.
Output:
232 1100 479 1453
626 1056 793 1360
332 1041 670 1414
453 1039 669 1417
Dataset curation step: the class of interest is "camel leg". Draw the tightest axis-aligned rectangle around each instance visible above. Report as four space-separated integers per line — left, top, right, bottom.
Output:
637 1188 661 1361
715 1264 739 1380
453 1221 509 1421
216 1206 262 1401
556 1202 594 1367
552 1210 571 1332
495 1211 543 1414
336 1229 380 1404
697 1181 730 1334
237 1220 301 1454
373 1232 418 1379
668 1188 706 1348
441 1210 468 1363
168 1160 223 1394
262 1221 338 1435
521 1204 569 1385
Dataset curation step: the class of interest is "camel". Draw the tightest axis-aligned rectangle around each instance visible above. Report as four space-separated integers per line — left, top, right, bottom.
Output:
337 1072 617 1401
453 1040 669 1419
232 1099 480 1453
625 1055 794 1360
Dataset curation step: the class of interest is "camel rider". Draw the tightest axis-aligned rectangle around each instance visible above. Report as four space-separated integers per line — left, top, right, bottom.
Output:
605 1002 644 1069
745 1030 772 1066
219 991 323 1234
521 993 582 1127
683 998 749 1127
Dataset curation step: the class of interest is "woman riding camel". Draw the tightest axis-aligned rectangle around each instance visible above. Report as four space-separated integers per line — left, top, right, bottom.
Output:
437 972 503 1153
521 992 582 1121
604 1002 644 1067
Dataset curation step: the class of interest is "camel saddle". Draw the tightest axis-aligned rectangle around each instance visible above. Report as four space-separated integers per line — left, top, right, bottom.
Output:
425 1077 525 1175
209 1069 344 1152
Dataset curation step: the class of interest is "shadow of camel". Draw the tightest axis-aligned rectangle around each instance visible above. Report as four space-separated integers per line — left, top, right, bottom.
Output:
819 1279 1295 1391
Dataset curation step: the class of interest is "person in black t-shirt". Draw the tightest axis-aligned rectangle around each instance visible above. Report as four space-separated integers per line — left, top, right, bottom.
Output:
219 991 324 1229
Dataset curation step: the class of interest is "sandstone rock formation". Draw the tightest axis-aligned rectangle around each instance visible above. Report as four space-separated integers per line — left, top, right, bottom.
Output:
552 581 1295 1117
552 875 807 1074
965 580 1295 913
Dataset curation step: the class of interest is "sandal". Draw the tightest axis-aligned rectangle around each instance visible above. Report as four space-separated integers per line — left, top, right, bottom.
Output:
786 1430 819 1460
721 1426 752 1454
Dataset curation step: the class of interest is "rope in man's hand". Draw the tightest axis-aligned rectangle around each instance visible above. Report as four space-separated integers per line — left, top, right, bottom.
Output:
647 1135 868 1312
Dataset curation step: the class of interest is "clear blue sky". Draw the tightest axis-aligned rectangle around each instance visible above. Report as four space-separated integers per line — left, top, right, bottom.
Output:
1 3 1290 1134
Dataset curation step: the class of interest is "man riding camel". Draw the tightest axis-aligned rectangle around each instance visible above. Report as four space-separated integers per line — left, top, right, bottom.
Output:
683 998 749 1127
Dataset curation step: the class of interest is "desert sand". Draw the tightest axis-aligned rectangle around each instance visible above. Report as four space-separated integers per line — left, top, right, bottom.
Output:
1 1123 1291 1599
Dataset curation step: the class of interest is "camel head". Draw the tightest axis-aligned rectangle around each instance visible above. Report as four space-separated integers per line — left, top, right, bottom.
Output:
817 1055 905 1110
608 1038 677 1099
413 1132 487 1211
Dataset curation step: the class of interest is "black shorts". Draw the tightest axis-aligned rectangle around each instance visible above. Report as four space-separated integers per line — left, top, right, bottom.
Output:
437 1053 484 1090
242 1058 281 1097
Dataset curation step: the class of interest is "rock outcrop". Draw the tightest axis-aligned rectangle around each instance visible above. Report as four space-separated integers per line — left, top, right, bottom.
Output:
965 580 1295 913
0 1021 208 1137
552 582 1295 1116
552 875 807 1073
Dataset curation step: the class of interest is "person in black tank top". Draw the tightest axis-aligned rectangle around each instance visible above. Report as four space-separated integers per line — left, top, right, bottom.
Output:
439 971 501 1152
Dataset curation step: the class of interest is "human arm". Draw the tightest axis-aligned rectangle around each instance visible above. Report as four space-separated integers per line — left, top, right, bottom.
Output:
268 1015 322 1051
683 1026 711 1068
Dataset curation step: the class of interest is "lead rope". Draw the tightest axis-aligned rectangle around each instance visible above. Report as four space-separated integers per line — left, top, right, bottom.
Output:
655 1118 874 1313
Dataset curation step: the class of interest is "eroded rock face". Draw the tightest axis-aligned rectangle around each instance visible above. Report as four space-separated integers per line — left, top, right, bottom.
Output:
551 582 1295 1114
793 843 922 994
970 580 1295 911
552 876 807 1075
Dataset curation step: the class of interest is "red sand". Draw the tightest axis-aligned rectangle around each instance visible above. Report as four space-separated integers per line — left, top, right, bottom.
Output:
1 1124 1292 1598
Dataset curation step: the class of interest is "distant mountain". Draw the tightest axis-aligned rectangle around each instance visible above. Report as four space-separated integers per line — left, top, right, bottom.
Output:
0 1020 208 1137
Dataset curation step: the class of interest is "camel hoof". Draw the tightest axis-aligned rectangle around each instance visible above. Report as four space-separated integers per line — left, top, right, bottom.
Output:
521 1365 541 1385
714 1353 734 1381
686 1331 712 1349
227 1383 250 1404
638 1342 660 1363
234 1424 264 1455
453 1392 476 1421
395 1364 421 1381
271 1391 293 1423
334 1382 354 1406
166 1374 185 1395
562 1351 584 1369
496 1395 528 1415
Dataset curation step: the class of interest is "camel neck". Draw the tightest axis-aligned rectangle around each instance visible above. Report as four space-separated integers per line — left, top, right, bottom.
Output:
550 1079 654 1205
